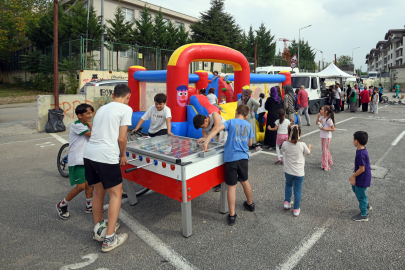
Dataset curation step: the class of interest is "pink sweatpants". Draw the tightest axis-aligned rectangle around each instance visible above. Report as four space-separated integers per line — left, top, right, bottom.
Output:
321 138 333 170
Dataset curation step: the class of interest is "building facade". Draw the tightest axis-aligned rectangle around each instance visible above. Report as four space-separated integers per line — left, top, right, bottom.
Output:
366 27 405 73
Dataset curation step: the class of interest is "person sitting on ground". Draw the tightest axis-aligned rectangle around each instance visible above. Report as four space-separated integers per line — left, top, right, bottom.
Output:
201 104 255 226
56 104 94 220
394 83 401 98
220 95 227 104
83 84 133 252
349 131 372 222
194 112 228 192
132 93 173 137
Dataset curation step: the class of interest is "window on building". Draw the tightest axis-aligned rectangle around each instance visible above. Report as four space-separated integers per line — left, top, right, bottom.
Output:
121 49 133 58
204 62 208 68
122 8 134 23
175 21 184 28
163 18 169 26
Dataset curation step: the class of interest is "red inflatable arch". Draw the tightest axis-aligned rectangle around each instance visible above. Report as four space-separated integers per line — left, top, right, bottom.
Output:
167 43 250 122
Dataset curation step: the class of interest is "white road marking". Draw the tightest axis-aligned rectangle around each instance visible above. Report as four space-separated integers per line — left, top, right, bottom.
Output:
103 199 198 270
391 131 405 146
36 142 55 148
334 128 348 131
251 151 279 157
277 227 327 270
0 135 69 146
59 253 99 270
50 133 69 144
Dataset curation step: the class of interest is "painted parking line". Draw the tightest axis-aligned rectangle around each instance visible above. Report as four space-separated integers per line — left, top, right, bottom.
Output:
277 225 328 270
50 133 69 144
103 200 198 270
375 130 405 166
391 131 405 146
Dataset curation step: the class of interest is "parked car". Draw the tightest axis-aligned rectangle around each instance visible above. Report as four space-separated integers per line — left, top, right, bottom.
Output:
78 80 128 94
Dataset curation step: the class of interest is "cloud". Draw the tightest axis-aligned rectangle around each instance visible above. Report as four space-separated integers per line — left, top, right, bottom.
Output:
145 0 405 71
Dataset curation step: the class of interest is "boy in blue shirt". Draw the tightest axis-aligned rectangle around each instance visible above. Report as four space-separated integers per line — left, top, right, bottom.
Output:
350 131 372 222
202 104 255 226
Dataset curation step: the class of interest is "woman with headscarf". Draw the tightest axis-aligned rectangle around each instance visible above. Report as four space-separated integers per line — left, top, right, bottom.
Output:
264 87 283 148
283 85 296 123
237 87 260 145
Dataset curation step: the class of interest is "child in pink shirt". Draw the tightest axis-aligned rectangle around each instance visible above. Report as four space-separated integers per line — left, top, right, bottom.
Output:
316 105 335 171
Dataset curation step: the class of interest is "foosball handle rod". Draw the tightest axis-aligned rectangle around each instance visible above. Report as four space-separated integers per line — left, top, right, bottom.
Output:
125 163 152 173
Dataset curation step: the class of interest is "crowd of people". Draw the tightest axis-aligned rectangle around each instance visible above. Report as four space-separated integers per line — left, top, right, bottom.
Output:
56 80 374 254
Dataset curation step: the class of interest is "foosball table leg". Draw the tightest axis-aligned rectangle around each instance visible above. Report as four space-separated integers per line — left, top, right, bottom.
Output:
181 201 192 237
123 179 138 205
220 182 229 214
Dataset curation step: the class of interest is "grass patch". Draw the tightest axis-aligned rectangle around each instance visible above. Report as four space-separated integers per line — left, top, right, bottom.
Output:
0 84 51 105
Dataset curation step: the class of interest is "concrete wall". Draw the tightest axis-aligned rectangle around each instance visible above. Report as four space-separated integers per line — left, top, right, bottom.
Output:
79 70 128 90
37 86 115 132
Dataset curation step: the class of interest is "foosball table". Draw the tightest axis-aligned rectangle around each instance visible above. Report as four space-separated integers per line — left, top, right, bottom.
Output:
121 135 229 237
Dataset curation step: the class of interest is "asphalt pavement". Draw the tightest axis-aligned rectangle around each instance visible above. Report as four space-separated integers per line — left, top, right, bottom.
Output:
1 102 405 270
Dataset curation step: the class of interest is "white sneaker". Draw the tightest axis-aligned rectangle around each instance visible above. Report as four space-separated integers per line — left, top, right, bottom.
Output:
293 209 300 217
93 222 121 241
284 201 291 210
102 233 128 252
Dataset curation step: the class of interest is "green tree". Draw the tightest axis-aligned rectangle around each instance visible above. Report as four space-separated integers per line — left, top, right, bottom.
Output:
153 9 167 49
288 39 316 71
190 0 242 50
336 55 353 65
106 5 133 70
0 0 50 61
165 20 179 50
68 2 103 41
134 5 153 46
26 6 71 50
245 25 256 61
176 23 190 48
255 23 276 66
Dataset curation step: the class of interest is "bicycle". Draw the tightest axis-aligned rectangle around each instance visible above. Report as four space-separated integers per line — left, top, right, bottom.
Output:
56 127 150 198
380 95 389 104
57 143 70 178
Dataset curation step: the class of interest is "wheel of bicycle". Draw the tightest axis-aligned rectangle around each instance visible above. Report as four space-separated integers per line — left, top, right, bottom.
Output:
57 143 70 178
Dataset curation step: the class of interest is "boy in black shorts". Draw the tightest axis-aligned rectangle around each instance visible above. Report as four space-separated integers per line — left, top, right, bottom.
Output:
83 84 133 252
202 104 255 226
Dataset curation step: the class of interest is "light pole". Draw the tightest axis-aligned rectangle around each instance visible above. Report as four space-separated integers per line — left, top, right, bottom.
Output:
314 48 323 70
298 25 311 70
352 47 360 74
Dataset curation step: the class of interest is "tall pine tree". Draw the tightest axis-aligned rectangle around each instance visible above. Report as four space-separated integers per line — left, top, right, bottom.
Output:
190 0 243 67
153 9 167 49
134 5 153 46
106 5 133 70
255 23 276 66
288 39 316 70
246 25 256 61
166 20 179 50
176 23 190 48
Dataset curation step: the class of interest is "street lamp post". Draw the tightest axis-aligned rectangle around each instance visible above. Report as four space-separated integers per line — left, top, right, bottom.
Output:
352 47 360 74
298 25 311 70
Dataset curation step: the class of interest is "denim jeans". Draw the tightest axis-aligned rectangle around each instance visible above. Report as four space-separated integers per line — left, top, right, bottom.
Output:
284 173 304 210
297 107 310 126
352 186 368 216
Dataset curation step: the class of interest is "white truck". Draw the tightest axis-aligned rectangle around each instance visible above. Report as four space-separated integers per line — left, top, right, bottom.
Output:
291 73 335 114
256 66 299 75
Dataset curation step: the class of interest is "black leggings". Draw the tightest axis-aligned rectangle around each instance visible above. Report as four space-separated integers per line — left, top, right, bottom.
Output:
258 112 265 132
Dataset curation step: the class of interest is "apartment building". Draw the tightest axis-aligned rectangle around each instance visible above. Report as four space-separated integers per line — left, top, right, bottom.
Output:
366 27 405 73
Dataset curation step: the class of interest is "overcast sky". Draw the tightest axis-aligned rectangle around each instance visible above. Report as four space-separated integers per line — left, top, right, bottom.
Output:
146 0 405 72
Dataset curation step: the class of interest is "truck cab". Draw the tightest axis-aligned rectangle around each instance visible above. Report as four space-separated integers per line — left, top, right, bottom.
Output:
291 73 329 114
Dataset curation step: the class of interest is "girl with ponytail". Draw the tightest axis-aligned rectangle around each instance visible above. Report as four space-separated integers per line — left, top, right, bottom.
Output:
257 93 266 133
316 105 335 171
282 124 312 217
267 109 290 163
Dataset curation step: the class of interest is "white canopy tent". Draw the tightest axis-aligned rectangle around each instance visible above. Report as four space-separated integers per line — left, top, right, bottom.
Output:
318 63 357 82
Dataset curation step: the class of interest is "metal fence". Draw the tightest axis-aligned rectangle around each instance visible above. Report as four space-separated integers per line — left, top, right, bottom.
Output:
3 39 317 73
